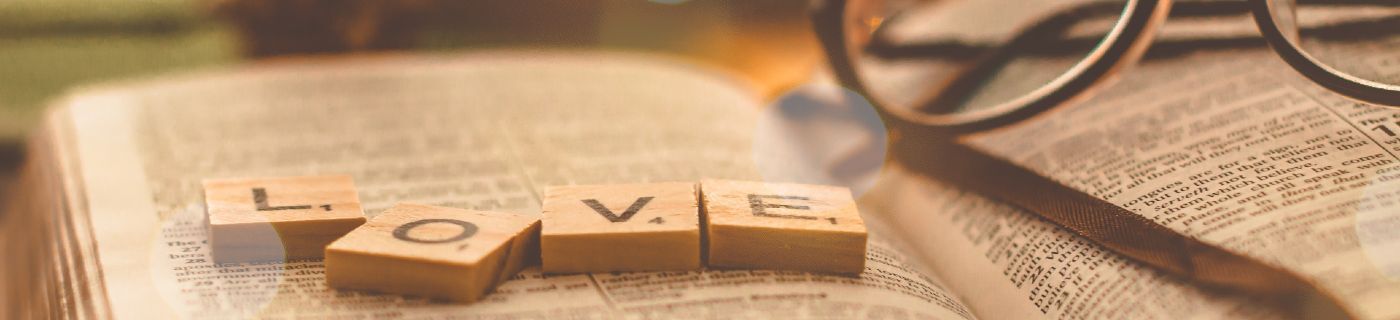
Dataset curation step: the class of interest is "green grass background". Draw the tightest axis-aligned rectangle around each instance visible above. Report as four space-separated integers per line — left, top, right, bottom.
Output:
0 0 237 140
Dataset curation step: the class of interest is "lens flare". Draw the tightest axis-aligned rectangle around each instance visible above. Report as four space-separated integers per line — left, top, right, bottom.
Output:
752 83 888 197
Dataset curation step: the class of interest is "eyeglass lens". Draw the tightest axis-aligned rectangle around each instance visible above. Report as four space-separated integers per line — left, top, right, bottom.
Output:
1266 0 1400 87
854 0 1130 116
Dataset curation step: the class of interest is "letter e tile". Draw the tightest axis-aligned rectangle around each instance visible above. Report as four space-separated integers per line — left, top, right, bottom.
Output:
700 179 866 274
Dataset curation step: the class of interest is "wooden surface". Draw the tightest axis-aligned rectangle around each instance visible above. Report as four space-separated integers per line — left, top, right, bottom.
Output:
203 175 366 263
700 179 867 274
324 203 540 302
540 182 701 273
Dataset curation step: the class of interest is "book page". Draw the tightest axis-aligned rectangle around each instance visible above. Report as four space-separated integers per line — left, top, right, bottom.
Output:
862 165 1290 320
61 51 975 319
962 43 1400 317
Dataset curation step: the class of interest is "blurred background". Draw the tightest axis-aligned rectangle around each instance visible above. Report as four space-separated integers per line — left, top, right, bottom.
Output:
0 0 824 203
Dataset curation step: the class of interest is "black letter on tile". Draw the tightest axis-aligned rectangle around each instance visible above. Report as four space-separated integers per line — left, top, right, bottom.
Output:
393 219 479 244
252 188 313 211
748 194 819 221
582 197 654 222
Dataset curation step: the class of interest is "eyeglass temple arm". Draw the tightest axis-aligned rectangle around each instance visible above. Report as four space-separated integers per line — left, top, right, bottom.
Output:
867 0 1126 60
913 2 1114 114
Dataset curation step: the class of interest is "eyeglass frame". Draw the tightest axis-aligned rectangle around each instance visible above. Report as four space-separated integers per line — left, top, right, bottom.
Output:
810 0 1400 136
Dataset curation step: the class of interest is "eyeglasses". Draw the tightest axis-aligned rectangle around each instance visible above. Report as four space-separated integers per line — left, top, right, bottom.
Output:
811 0 1400 135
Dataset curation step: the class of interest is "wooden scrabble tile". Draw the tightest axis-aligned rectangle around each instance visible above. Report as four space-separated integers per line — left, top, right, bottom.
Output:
700 179 867 274
203 175 367 263
540 182 701 273
324 203 540 302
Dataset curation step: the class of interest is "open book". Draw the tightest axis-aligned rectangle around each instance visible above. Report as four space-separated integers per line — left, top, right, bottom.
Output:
0 50 1331 319
928 48 1400 319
